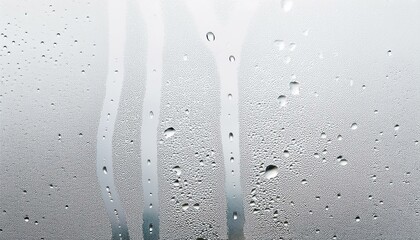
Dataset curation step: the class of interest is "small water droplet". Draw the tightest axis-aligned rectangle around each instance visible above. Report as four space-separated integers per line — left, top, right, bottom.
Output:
339 159 348 166
274 40 285 51
229 132 234 141
181 203 189 211
164 127 175 138
355 216 361 222
277 95 287 107
351 123 358 130
301 179 308 185
281 0 293 12
229 55 236 62
394 124 400 130
228 94 232 100
233 212 238 220
387 50 392 56
289 81 300 95
103 166 108 174
289 43 296 51
206 32 215 42
173 166 181 176
264 165 279 179
149 111 154 119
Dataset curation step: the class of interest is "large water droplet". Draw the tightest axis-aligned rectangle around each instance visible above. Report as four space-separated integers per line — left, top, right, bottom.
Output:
264 165 279 179
164 127 175 138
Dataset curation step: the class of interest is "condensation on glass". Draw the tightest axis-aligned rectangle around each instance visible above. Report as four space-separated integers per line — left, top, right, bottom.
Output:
1 0 420 239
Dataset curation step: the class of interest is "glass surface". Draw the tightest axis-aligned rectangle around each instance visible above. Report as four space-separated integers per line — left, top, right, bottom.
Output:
1 0 420 239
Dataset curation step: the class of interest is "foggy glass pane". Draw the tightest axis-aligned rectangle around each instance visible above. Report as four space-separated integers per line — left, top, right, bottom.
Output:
1 0 419 239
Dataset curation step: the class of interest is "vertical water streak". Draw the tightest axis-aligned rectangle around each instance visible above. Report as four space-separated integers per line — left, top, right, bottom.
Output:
186 1 259 239
138 0 164 239
96 1 129 239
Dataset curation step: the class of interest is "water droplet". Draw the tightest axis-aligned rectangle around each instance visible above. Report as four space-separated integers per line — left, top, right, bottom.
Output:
229 132 234 141
289 43 296 51
149 111 154 119
183 54 188 61
355 216 361 222
103 166 108 174
228 94 233 100
181 203 189 211
229 55 235 62
206 32 215 42
387 50 392 56
24 216 29 222
351 123 358 130
281 0 293 12
164 127 175 138
394 124 400 130
283 150 290 158
339 159 348 166
193 203 200 210
321 132 327 138
301 179 308 184
289 81 300 95
337 135 343 141
264 165 279 179
173 166 181 176
233 211 238 220
277 95 287 107
274 40 285 51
